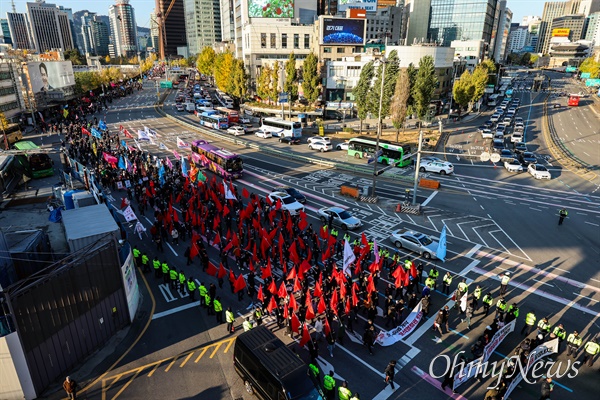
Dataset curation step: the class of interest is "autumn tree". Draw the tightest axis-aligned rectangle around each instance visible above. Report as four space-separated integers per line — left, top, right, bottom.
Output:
284 53 299 102
256 65 272 103
354 61 375 133
196 47 216 77
452 70 475 110
269 61 281 103
229 59 249 101
390 69 411 142
579 57 600 78
0 112 10 150
213 51 234 93
301 52 320 103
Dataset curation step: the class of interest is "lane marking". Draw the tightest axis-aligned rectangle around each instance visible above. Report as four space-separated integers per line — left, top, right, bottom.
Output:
411 366 468 400
421 190 438 207
465 244 482 258
153 301 199 319
533 278 554 287
179 353 194 368
572 293 598 303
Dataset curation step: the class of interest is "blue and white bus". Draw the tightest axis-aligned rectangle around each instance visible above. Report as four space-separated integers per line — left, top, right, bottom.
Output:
199 112 228 130
260 117 302 138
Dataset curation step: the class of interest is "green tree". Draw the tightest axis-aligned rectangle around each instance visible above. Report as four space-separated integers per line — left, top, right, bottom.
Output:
270 61 281 103
284 53 299 102
229 59 249 101
213 52 234 93
0 112 9 150
196 47 216 77
64 49 85 65
390 69 411 142
471 64 490 108
354 61 374 132
301 52 320 103
452 70 474 110
74 71 100 94
579 57 600 78
413 56 438 119
367 50 400 119
406 63 418 114
256 65 272 103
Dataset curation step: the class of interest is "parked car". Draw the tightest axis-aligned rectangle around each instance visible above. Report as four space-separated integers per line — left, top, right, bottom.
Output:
336 141 349 150
504 158 524 173
528 163 551 179
275 186 306 204
419 160 454 175
317 206 362 230
227 126 245 136
308 139 333 152
267 191 305 215
279 136 301 145
389 228 439 260
308 136 331 144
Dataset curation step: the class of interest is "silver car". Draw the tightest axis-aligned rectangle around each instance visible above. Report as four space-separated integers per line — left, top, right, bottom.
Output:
390 228 439 259
317 206 362 230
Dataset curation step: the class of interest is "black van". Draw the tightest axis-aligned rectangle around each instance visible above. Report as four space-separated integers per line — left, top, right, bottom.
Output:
233 326 323 400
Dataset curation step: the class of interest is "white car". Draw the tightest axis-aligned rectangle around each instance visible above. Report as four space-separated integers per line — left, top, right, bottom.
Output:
317 206 362 230
308 140 333 152
528 164 551 179
511 132 524 143
481 129 493 139
267 191 304 215
504 159 524 173
255 129 272 138
240 116 251 124
227 126 245 136
389 229 439 260
308 136 331 144
175 104 185 111
336 141 349 150
419 160 454 175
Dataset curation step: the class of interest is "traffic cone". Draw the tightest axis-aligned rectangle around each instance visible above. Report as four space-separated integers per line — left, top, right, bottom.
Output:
396 204 402 212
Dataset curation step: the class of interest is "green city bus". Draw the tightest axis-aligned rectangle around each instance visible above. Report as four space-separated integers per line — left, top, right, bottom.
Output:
347 137 413 167
12 140 54 179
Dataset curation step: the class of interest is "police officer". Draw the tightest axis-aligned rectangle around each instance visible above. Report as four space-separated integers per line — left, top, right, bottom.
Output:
537 317 552 338
472 285 482 311
226 307 235 333
495 297 507 320
558 208 568 225
153 256 161 278
428 266 439 290
243 317 253 332
482 293 493 315
308 360 320 380
323 370 336 400
187 277 197 301
141 252 150 273
551 324 566 351
199 282 208 308
214 296 223 323
566 331 582 357
442 272 452 295
205 292 213 315
178 269 186 292
583 338 599 366
505 303 519 323
499 272 510 296
338 381 352 400
161 261 170 284
132 246 141 267
169 267 178 290
425 276 435 290
521 310 537 335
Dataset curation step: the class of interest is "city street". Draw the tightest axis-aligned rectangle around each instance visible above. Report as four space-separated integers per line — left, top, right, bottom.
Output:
38 79 600 400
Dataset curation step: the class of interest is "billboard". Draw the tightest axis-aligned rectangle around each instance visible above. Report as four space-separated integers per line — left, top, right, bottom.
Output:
322 18 366 45
248 0 294 18
552 28 570 37
27 61 75 94
338 0 377 12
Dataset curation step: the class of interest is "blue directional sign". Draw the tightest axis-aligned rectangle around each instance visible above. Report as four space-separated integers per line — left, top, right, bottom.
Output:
278 93 288 103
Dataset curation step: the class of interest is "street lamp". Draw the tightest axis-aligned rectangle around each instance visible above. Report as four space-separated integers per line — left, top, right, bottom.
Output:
447 55 462 120
371 31 391 196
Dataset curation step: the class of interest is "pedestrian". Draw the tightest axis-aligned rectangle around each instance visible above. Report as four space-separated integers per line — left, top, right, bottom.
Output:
199 282 207 308
178 269 186 292
434 306 449 336
161 261 169 284
132 246 141 267
442 272 452 295
363 325 375 355
323 370 336 400
539 376 554 400
558 208 568 225
499 272 510 296
314 317 325 342
482 293 493 316
214 296 223 323
254 307 263 326
141 252 150 273
583 338 599 366
441 368 455 393
153 256 161 278
63 376 77 400
308 360 320 380
171 226 179 245
338 381 352 400
566 331 582 357
384 360 397 389
226 307 235 333
169 267 178 290
326 330 336 357
521 310 537 335
462 302 474 330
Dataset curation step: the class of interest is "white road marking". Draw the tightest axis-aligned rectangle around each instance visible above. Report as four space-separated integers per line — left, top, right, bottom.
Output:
533 279 554 288
584 221 599 227
166 242 178 256
465 244 482 258
529 207 543 212
421 191 438 207
158 284 178 303
572 293 598 304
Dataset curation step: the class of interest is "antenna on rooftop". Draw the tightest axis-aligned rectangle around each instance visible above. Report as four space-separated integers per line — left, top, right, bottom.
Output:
11 0 16 13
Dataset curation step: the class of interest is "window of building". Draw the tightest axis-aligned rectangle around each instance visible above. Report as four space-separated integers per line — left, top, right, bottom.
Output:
282 33 287 49
337 47 345 53
270 33 276 48
261 33 266 48
294 34 299 49
304 34 310 49
324 47 332 53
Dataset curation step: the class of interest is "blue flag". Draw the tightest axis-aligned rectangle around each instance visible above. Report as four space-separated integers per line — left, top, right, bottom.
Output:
121 140 128 149
99 120 107 130
158 165 166 186
181 156 188 177
436 225 447 262
91 127 102 139
118 156 126 170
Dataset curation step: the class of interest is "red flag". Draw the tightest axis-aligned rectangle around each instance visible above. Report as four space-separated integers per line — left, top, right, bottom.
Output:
123 129 133 138
299 260 312 280
322 245 331 262
287 267 297 280
299 324 311 347
268 279 278 295
190 243 199 260
361 232 369 247
242 187 250 198
206 261 217 276
317 296 326 314
217 263 227 279
395 270 403 288
324 318 331 337
275 198 282 210
261 261 272 280
367 276 376 293
267 296 278 313
120 197 129 209
257 284 264 302
283 304 289 319
320 226 328 239
291 313 300 333
330 290 339 314
289 242 299 265
81 127 91 136
345 299 351 314
289 293 298 311
212 232 221 246
278 282 287 298
314 273 323 298
352 283 359 306
305 302 316 320
410 261 418 278
234 274 246 293
223 205 230 217
298 218 308 231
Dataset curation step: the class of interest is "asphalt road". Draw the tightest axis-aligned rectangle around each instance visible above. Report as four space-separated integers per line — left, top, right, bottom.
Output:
46 79 600 400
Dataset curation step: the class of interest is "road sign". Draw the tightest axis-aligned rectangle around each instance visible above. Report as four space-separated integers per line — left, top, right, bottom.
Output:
581 72 591 79
374 149 383 157
278 93 288 103
585 78 600 87
566 66 577 73
480 152 491 162
490 153 501 163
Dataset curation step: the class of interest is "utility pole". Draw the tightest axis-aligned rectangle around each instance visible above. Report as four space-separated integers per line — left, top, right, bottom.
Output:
412 129 424 205
371 32 389 196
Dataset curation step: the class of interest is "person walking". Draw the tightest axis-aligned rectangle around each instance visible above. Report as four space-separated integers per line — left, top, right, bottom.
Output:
521 310 537 335
169 267 178 290
214 296 223 323
558 208 568 225
434 306 449 336
583 338 599 366
363 325 375 355
499 272 510 296
323 371 336 400
63 376 77 400
226 307 235 333
539 376 554 400
384 360 397 390
308 360 320 380
326 330 336 357
482 293 493 316
462 302 474 330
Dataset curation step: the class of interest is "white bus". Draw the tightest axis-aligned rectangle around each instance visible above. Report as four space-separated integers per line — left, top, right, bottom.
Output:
260 118 302 138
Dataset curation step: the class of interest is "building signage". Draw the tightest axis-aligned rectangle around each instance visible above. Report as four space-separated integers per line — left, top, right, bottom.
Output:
338 0 378 12
248 0 294 18
552 28 570 37
27 61 75 94
322 18 366 45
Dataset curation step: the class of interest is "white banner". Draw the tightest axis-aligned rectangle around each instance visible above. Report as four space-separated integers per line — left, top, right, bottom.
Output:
135 221 146 239
343 239 356 276
223 182 236 200
137 130 150 141
375 301 423 346
123 205 137 222
453 319 516 390
503 338 559 399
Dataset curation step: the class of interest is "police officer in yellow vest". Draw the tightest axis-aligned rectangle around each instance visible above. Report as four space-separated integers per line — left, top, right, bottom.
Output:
187 277 197 301
308 361 320 379
226 307 235 333
537 317 552 337
551 324 566 351
349 394 360 400
214 296 223 323
243 317 253 332
331 228 338 238
428 266 439 290
521 310 536 335
338 381 352 400
178 269 186 292
495 297 507 320
566 331 582 357
323 370 336 400
583 338 599 366
169 268 178 290
482 293 493 315
132 246 141 267
141 252 150 273
472 285 482 311
205 293 213 315
499 272 510 296
425 276 435 289
558 208 568 225
199 282 207 308
442 272 452 295
161 262 170 284
153 257 161 278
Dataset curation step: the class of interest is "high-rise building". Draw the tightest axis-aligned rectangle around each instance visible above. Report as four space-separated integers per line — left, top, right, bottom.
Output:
156 0 186 57
507 24 529 53
219 0 235 43
6 13 33 50
551 14 587 42
82 12 110 56
492 0 512 62
405 0 431 45
0 19 12 46
183 0 221 55
585 11 600 42
26 1 74 52
108 0 138 58
81 12 97 55
365 6 404 45
149 13 160 51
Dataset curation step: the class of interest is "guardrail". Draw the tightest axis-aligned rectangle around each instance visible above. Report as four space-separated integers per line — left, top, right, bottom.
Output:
542 96 598 183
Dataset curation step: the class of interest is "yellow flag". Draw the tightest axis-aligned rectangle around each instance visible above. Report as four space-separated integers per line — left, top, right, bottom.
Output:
92 141 97 156
63 109 69 118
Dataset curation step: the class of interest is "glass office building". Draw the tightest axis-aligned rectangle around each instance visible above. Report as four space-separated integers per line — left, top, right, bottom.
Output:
427 0 499 47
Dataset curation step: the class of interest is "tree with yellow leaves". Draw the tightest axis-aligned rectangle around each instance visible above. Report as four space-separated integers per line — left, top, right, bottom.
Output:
213 51 234 93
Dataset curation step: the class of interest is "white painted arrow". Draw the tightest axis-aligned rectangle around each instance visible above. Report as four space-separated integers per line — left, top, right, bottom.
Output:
346 330 364 345
432 336 442 344
317 356 345 381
